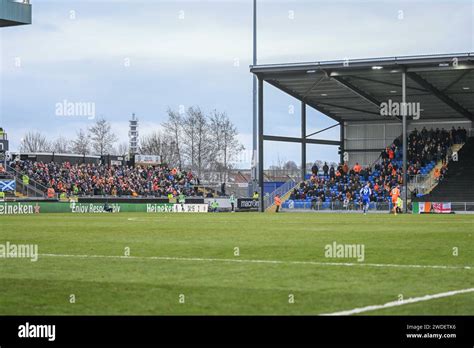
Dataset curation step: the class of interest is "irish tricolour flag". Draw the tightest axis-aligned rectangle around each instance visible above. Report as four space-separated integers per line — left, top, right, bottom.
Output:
412 202 431 214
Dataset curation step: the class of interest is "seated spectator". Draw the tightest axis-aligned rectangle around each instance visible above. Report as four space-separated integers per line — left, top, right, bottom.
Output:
290 127 463 206
10 160 198 198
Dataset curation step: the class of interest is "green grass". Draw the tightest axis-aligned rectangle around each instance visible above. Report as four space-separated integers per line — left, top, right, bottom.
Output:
0 212 473 315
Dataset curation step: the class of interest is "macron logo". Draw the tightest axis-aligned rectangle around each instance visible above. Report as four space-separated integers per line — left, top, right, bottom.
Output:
18 322 56 342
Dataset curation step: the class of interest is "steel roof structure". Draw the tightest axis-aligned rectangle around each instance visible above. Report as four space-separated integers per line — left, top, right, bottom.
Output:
250 53 474 123
250 53 474 212
0 0 32 27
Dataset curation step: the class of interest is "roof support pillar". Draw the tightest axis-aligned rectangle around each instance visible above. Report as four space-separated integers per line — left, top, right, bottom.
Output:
301 102 307 182
340 122 345 165
258 77 264 212
402 71 408 213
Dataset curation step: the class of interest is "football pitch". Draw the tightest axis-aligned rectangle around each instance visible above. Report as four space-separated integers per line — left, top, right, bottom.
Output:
0 212 473 315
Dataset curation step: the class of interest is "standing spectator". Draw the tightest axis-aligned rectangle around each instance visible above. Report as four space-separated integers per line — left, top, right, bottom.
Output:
229 193 236 212
323 162 329 176
353 162 362 173
329 165 335 179
342 162 349 175
220 182 226 196
274 194 282 213
22 174 29 194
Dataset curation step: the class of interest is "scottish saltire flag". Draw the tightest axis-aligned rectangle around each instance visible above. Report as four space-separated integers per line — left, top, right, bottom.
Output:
432 202 452 214
0 180 16 192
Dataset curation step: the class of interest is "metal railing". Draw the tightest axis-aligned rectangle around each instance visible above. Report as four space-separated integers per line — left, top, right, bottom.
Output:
285 200 392 212
450 202 474 212
408 174 436 195
193 183 250 199
284 201 474 213
264 178 297 210
6 164 48 197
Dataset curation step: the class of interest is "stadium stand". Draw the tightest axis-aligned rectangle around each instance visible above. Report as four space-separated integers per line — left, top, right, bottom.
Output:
283 127 468 209
4 127 469 204
417 136 474 202
9 161 199 197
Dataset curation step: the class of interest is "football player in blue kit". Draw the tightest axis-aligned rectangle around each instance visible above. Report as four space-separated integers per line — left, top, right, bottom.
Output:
360 182 372 215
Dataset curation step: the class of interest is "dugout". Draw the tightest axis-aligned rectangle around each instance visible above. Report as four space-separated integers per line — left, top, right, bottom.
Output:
250 53 474 212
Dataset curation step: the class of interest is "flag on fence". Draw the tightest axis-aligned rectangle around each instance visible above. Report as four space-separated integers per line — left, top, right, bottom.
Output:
412 202 431 214
432 202 452 214
0 180 16 192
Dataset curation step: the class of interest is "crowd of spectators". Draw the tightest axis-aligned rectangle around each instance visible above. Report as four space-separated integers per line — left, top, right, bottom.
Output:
6 126 469 202
289 126 467 206
10 160 200 197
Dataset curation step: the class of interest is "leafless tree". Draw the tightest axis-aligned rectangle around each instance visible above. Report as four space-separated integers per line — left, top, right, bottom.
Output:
19 131 51 152
140 131 178 165
162 109 183 168
88 117 118 155
140 131 162 156
209 110 244 182
70 129 90 155
283 160 298 172
181 107 198 171
161 106 243 180
51 136 71 153
114 142 129 157
195 109 213 178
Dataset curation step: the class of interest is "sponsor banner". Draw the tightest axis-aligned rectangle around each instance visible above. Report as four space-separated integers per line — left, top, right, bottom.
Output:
171 204 208 213
0 202 40 215
146 203 175 213
204 198 231 209
0 180 16 192
146 203 208 213
135 154 161 165
432 202 452 214
237 198 259 210
68 202 123 214
0 202 208 215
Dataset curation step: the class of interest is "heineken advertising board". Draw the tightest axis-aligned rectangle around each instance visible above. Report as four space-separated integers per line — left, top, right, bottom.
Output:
0 202 208 215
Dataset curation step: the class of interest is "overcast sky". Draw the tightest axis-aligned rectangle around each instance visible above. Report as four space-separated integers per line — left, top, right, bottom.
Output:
1 0 473 167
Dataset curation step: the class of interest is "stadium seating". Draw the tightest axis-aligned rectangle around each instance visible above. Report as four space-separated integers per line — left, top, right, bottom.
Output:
8 161 199 197
283 127 466 208
417 136 474 202
7 127 468 203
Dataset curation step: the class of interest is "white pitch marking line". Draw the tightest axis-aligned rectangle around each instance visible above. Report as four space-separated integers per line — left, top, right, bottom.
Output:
38 253 472 270
321 287 474 316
